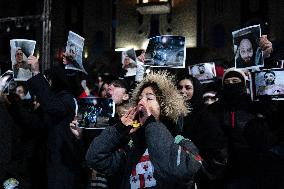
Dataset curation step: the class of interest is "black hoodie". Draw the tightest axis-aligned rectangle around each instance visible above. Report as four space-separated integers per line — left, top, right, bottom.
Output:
178 75 228 185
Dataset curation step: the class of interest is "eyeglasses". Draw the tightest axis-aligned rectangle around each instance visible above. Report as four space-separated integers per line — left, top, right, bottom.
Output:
138 93 160 101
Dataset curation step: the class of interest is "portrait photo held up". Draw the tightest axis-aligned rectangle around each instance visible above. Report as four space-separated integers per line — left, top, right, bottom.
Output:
232 25 264 70
250 69 284 101
189 62 217 83
10 39 36 81
76 97 115 129
144 35 186 68
64 31 87 74
121 48 138 77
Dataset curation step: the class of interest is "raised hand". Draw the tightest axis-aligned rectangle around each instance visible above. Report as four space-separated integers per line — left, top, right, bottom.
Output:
121 107 137 126
259 35 273 58
120 107 140 134
69 119 83 139
28 55 40 75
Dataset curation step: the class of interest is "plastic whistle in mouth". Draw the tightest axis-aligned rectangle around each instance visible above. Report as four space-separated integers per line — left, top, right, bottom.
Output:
132 120 142 128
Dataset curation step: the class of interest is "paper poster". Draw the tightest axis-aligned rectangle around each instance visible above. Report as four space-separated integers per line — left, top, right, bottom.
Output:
189 62 216 83
122 48 137 77
76 97 115 129
232 25 263 70
10 39 36 81
65 31 87 74
0 70 15 94
250 69 284 101
144 35 186 68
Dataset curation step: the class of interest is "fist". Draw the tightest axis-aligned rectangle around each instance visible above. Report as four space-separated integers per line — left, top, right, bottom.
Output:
28 55 40 74
259 35 273 58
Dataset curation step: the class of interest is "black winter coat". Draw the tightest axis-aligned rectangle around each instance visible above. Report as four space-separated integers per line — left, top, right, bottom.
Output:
179 76 228 188
27 74 88 189
86 116 202 189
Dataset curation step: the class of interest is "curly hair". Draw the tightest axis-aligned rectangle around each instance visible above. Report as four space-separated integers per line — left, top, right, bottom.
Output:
131 70 189 123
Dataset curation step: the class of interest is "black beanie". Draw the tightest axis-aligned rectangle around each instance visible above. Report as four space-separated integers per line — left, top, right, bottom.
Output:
222 69 246 88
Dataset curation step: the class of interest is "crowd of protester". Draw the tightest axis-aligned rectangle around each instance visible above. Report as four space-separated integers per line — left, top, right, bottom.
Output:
0 32 283 189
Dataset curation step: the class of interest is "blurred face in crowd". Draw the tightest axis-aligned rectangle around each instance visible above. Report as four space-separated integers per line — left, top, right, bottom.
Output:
178 78 194 101
264 72 275 86
203 91 218 106
124 56 130 66
100 83 109 98
107 83 129 105
15 49 24 63
16 85 26 99
137 86 160 122
137 50 145 62
239 39 253 63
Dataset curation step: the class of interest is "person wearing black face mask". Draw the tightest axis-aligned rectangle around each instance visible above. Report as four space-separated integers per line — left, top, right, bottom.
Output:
176 70 228 189
222 70 247 105
208 68 262 189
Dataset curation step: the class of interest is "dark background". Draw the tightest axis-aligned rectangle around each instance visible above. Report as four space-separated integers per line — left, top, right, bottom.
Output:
0 0 283 78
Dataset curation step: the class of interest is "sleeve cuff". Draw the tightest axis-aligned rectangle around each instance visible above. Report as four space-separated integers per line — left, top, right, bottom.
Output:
143 115 156 126
115 120 132 136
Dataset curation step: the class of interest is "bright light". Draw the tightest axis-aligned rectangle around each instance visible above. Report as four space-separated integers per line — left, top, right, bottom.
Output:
142 39 149 50
162 36 167 43
115 41 148 52
115 48 131 52
84 51 88 59
36 51 40 59
146 68 151 74
142 0 168 2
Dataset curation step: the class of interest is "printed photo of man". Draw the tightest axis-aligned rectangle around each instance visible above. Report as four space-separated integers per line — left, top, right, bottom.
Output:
257 71 284 96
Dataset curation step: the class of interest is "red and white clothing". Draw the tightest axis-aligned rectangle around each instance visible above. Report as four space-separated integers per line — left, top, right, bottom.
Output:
130 149 156 189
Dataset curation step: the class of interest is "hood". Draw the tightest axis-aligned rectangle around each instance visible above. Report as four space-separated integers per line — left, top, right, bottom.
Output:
222 67 247 88
175 69 204 109
185 75 204 109
131 70 189 123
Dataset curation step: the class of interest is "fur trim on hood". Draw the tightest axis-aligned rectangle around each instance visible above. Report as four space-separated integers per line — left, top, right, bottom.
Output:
131 71 189 123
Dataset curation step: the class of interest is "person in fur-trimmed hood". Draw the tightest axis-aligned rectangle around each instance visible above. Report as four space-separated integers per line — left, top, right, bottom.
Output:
86 71 202 189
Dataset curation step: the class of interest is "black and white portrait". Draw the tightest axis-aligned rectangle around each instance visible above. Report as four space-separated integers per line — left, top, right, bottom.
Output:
232 25 263 69
65 31 86 74
121 48 137 77
250 69 284 100
189 62 216 83
10 39 36 81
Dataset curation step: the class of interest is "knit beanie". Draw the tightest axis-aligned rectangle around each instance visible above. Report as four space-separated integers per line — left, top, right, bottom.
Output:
222 68 246 88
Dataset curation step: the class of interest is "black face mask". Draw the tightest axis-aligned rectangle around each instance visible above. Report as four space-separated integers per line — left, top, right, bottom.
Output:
223 83 245 101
